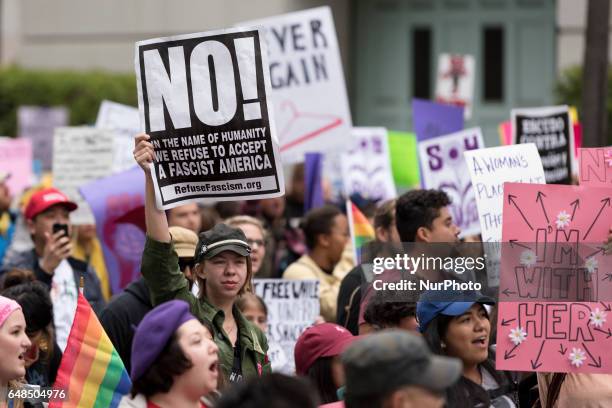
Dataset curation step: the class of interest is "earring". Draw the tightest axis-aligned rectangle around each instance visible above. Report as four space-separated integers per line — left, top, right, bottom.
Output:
441 342 447 348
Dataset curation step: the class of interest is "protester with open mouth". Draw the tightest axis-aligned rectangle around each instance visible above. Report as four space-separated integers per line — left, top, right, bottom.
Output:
417 290 518 408
120 300 219 408
134 133 270 385
0 295 32 408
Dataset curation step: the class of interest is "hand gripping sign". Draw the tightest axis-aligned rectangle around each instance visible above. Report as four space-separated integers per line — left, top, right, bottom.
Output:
135 27 284 210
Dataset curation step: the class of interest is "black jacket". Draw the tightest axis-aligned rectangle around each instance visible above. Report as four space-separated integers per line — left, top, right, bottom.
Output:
100 277 152 373
336 265 364 335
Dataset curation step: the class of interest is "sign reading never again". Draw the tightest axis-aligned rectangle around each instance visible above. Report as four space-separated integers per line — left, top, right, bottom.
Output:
135 28 284 209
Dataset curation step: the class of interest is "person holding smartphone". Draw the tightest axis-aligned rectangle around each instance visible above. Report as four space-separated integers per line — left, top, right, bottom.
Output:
0 187 104 351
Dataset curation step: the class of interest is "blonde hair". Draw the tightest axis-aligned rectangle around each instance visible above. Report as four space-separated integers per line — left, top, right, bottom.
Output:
224 215 267 239
3 381 24 408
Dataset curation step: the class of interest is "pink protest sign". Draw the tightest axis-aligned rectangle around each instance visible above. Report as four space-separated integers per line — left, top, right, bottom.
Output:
578 147 612 187
497 182 612 373
498 121 512 146
0 138 32 195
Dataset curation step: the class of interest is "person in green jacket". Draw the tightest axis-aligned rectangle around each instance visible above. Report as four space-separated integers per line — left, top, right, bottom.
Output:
133 133 271 385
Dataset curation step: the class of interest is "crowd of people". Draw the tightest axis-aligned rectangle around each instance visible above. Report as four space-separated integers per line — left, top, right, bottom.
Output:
0 132 612 408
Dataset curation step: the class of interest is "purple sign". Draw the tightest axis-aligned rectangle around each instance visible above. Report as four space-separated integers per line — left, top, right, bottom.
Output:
80 167 145 294
412 99 464 142
418 128 484 237
17 106 68 170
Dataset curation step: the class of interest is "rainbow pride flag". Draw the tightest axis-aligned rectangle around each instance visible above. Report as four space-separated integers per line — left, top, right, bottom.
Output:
346 200 376 263
50 292 131 408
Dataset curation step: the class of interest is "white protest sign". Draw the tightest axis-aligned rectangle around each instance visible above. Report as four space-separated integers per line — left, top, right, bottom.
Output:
135 28 284 209
253 279 319 373
18 106 69 170
239 7 352 163
435 54 475 120
512 105 575 184
463 144 545 286
95 100 140 172
341 127 396 202
53 127 115 224
419 128 484 237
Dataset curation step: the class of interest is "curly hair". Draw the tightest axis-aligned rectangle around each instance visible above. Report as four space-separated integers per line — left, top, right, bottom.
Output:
363 292 416 329
395 189 451 242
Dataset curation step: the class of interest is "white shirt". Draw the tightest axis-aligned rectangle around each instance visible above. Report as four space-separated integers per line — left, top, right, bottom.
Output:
48 259 78 351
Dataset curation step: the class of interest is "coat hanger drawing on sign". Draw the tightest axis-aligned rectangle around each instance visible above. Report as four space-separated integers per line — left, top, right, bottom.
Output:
277 100 343 152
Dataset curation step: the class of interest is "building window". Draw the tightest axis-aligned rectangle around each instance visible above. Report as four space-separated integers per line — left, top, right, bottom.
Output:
483 26 504 102
412 27 432 99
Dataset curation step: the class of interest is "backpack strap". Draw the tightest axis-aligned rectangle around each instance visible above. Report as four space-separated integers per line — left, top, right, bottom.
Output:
545 373 566 408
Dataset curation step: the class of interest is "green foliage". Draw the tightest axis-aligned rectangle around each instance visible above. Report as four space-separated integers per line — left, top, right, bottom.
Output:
0 66 137 137
554 65 612 138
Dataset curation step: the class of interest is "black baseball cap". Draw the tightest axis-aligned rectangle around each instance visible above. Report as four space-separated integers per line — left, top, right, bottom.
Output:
195 223 251 263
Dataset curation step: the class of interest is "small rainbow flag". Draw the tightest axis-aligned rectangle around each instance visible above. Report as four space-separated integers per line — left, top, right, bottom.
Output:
50 292 131 408
346 200 376 264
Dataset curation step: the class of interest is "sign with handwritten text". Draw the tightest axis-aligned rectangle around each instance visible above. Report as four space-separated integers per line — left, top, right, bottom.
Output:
418 128 484 237
464 144 545 286
464 144 545 243
341 127 396 202
253 279 320 373
578 147 612 188
497 182 612 373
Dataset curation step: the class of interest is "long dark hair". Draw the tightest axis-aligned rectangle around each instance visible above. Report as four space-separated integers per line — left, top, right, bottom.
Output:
306 357 338 404
422 310 513 408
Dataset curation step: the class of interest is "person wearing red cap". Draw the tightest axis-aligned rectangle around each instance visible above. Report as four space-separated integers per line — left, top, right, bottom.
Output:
1 187 104 352
294 323 358 405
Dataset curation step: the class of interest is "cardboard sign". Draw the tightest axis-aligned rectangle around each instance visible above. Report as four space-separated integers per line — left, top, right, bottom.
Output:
253 279 320 373
17 106 68 170
418 128 484 236
412 99 464 142
512 105 575 184
53 127 115 225
135 28 285 209
239 7 352 164
464 144 546 243
464 144 545 286
497 183 612 373
435 54 475 119
341 127 396 202
387 131 420 188
80 167 145 294
95 100 140 172
0 138 32 196
578 147 612 187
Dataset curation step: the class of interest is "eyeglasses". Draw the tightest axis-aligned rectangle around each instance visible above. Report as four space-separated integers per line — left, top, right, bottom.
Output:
247 238 265 248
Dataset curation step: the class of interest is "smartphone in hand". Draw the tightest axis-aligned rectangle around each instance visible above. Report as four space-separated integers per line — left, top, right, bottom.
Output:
52 223 69 238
